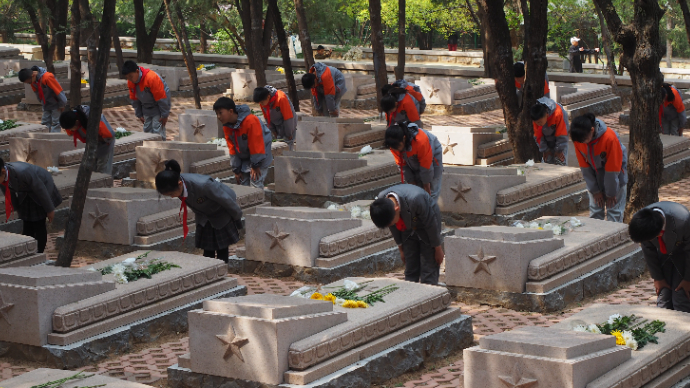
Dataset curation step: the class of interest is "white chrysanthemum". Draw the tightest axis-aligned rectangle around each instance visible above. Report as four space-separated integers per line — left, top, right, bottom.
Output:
626 338 638 351
359 145 373 155
622 330 635 343
525 159 535 167
553 227 563 236
111 263 126 274
122 257 137 267
290 286 316 298
361 210 371 220
114 273 128 284
351 206 362 218
515 223 525 228
573 325 588 332
327 204 338 211
542 223 553 230
517 168 525 176
570 217 583 227
86 267 97 272
608 314 622 325
115 127 128 133
0 119 4 124
343 279 359 291
587 324 601 334
47 166 60 174
335 298 346 306
529 222 540 229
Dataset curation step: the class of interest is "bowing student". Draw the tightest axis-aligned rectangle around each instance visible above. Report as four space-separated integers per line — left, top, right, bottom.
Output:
155 160 244 263
59 105 116 174
381 87 423 128
0 158 62 253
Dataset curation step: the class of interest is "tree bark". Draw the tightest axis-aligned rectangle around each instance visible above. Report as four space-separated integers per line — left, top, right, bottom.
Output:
56 0 116 267
395 0 405 79
519 0 529 62
594 1 618 92
270 0 300 111
164 0 202 108
199 20 207 54
79 0 98 77
238 0 255 69
69 0 81 106
23 0 56 73
260 0 277 64
112 22 125 78
666 17 673 68
249 0 267 86
369 0 388 112
294 0 314 69
593 0 665 219
679 0 690 45
469 0 492 77
55 0 68 60
134 0 166 63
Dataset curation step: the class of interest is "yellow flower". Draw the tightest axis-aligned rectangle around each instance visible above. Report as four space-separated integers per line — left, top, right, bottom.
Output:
342 300 360 308
276 66 285 74
611 330 626 346
80 79 87 84
324 293 336 304
310 292 324 300
356 301 368 308
196 64 204 70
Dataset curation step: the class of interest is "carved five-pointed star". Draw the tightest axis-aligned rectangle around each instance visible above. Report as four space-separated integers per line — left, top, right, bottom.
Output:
151 153 167 173
192 119 206 136
216 325 249 362
468 247 497 275
24 144 38 163
450 182 471 202
0 292 14 325
242 79 253 88
441 135 458 156
89 206 109 228
498 364 538 388
292 165 310 184
310 127 325 143
265 223 290 250
428 87 440 97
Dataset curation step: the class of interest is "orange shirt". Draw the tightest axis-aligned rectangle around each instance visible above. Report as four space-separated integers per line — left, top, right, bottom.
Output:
532 103 567 145
386 93 420 125
260 90 294 124
390 128 433 170
127 68 168 101
515 79 550 96
574 127 624 174
223 114 266 157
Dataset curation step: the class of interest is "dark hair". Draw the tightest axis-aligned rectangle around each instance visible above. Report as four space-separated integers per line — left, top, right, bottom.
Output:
384 123 412 150
302 73 316 89
18 68 32 82
252 87 271 103
629 208 665 243
381 94 397 113
382 84 393 96
370 196 396 228
213 97 236 112
122 60 139 76
530 102 549 121
513 62 525 78
155 160 182 194
570 113 596 143
59 106 88 130
317 45 326 50
662 83 675 103
0 157 4 173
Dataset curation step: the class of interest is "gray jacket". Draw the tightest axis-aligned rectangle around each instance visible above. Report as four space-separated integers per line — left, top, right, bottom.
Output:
640 201 690 282
662 85 687 128
1 162 62 221
577 118 628 198
534 96 569 153
223 104 274 174
76 105 116 140
377 184 443 248
398 124 443 186
310 63 347 114
262 85 297 141
180 173 243 229
393 79 426 114
129 68 172 118
30 66 67 111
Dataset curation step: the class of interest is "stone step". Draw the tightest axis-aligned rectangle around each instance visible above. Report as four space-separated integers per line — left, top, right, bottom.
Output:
563 95 622 119
453 92 500 106
319 222 391 258
342 127 386 148
477 138 511 158
560 85 612 105
476 150 514 166
137 208 195 236
0 253 47 268
453 84 496 100
357 83 377 95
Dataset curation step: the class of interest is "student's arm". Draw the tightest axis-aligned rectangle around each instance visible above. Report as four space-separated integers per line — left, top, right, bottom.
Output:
320 70 338 115
575 145 600 194
246 116 268 168
26 170 56 215
553 108 569 153
129 83 144 118
603 134 624 198
642 241 665 280
415 192 442 247
532 123 548 153
415 135 434 185
205 180 244 221
223 126 242 173
148 74 171 118
43 74 67 108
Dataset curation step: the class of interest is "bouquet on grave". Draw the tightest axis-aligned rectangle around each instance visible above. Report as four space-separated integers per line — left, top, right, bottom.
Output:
114 127 132 139
290 280 399 309
0 119 18 131
512 217 583 236
573 313 666 351
90 251 180 284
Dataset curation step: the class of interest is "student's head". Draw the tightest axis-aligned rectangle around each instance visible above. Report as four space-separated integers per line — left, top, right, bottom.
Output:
570 37 580 46
155 160 184 197
18 68 33 84
381 84 393 96
121 60 140 83
629 208 665 243
0 158 5 184
381 94 398 114
530 102 549 127
252 87 271 105
513 62 525 84
570 113 597 144
301 73 317 89
213 97 238 124
384 123 411 152
662 83 675 103
370 196 400 228
317 45 326 54
59 110 79 130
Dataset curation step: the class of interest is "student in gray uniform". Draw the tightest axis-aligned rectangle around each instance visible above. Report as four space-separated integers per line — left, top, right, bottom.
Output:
59 106 116 175
18 66 67 133
155 160 244 263
301 62 347 117
0 159 62 253
370 184 444 285
629 202 690 313
122 60 171 141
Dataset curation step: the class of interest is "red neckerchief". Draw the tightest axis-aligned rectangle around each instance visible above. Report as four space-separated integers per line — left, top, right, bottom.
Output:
2 169 12 223
71 123 86 147
129 67 151 97
658 230 667 254
395 217 406 231
261 93 279 126
179 195 189 241
33 78 46 104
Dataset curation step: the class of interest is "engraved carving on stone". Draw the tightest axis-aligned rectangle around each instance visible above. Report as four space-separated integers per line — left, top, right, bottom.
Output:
192 119 206 136
310 127 325 144
292 165 310 184
0 292 14 325
498 363 538 388
216 325 249 362
152 152 167 174
266 223 290 250
468 247 496 275
89 206 109 228
427 87 440 98
24 143 38 163
441 135 458 156
450 181 471 203
242 79 253 89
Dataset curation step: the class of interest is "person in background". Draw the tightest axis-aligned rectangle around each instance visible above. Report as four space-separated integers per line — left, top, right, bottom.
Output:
513 62 550 101
530 97 569 165
0 159 62 253
59 105 116 175
121 60 171 141
155 159 244 263
18 66 67 133
384 122 443 201
629 202 690 313
660 83 687 136
301 63 347 117
391 79 426 115
381 87 423 128
213 97 273 189
447 33 459 51
570 113 627 223
314 45 333 60
370 184 444 285
253 86 297 150
568 37 599 73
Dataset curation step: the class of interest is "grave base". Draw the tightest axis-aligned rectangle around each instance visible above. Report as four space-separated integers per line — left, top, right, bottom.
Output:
448 247 645 312
661 153 690 184
0 284 247 369
56 230 202 258
168 314 473 388
268 181 398 208
0 206 71 234
424 94 502 115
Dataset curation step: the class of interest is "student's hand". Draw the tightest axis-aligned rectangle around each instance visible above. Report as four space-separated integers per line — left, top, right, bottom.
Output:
593 192 605 208
676 279 690 300
47 211 55 223
579 47 584 52
543 150 553 161
555 151 565 162
423 183 431 195
398 245 405 264
606 196 617 209
654 279 671 295
159 116 168 126
250 167 260 181
234 172 242 184
595 48 600 52
329 110 339 117
139 117 145 123
434 246 445 265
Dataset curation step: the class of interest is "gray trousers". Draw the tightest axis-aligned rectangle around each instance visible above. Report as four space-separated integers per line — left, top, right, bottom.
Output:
143 115 166 141
657 264 690 313
42 109 62 133
588 185 626 223
96 138 115 175
238 164 270 189
315 93 343 117
402 236 440 285
662 116 681 136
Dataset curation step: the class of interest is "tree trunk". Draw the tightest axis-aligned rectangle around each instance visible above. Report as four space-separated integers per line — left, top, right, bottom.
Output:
270 0 300 111
134 0 166 63
666 17 673 68
112 22 125 78
55 0 68 60
473 2 492 78
593 0 665 219
200 20 207 54
164 0 202 108
369 0 388 112
69 0 81 106
56 0 116 267
250 0 267 86
395 0 405 79
238 0 255 69
23 0 56 73
519 0 529 62
594 1 618 92
80 0 98 76
294 0 314 69
679 0 690 45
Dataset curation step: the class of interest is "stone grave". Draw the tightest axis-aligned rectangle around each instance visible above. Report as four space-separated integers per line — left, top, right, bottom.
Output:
466 304 690 388
2 368 158 388
10 132 83 169
128 63 234 97
0 121 48 162
426 79 501 115
21 76 130 110
0 251 246 368
134 63 194 92
475 138 514 166
176 109 223 143
0 231 46 267
418 76 471 105
296 116 386 153
270 150 399 207
445 216 644 311
0 168 113 234
559 82 622 119
340 74 375 109
549 81 578 104
230 69 283 101
168 277 473 388
430 125 504 165
0 77 27 106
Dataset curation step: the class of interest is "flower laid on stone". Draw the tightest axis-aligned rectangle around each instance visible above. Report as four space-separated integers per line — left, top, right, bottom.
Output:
208 137 227 147
310 292 324 301
572 313 665 351
46 166 60 174
276 66 285 74
359 145 373 156
81 78 88 84
512 217 584 236
114 127 132 139
342 300 368 308
289 286 317 299
525 159 535 167
97 251 181 285
0 119 18 131
328 280 399 307
28 371 105 388
324 293 336 304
